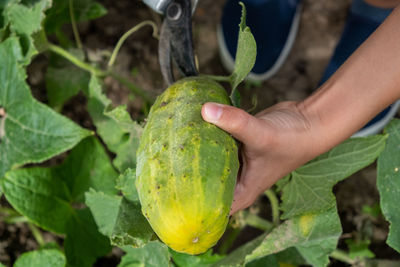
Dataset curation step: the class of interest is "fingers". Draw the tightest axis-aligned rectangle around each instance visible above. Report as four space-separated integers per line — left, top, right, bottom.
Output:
230 156 279 215
230 183 257 215
201 102 264 146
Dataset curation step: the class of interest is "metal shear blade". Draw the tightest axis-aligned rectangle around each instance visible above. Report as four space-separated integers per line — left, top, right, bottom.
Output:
158 0 198 85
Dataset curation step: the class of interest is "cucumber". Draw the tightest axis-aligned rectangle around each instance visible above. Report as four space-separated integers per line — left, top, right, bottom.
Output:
136 77 239 255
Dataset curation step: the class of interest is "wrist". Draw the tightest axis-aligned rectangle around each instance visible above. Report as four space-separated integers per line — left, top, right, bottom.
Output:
296 80 355 159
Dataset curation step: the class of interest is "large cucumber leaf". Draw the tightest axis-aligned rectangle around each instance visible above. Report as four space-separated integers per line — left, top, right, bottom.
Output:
2 137 115 265
377 119 400 252
217 135 387 267
2 167 73 234
246 207 341 267
52 136 118 202
2 136 117 232
0 37 91 178
281 135 387 219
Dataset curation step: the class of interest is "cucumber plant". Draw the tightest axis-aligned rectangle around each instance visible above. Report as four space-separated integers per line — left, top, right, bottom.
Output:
0 1 399 266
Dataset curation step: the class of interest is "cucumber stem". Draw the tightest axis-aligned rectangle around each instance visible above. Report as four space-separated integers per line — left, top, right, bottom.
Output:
244 212 274 232
264 189 280 226
48 44 105 76
28 222 45 247
330 249 356 265
69 0 82 49
108 21 159 68
48 44 153 104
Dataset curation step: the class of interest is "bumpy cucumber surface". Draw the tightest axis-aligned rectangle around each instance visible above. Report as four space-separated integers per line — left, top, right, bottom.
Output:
136 76 239 255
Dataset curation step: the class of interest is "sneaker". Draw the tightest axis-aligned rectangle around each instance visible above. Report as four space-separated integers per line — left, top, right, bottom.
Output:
319 0 400 137
217 0 302 81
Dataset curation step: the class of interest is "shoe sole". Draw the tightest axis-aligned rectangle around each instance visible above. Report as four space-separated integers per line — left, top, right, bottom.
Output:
217 3 303 82
352 100 400 137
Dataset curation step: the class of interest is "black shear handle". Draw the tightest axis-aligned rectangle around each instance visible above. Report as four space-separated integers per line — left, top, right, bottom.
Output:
159 0 198 85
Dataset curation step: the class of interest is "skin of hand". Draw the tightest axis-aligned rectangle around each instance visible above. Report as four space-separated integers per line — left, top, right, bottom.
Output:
202 5 400 214
202 101 321 214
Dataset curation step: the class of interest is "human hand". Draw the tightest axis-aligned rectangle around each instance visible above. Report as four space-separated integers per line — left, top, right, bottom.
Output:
201 101 323 214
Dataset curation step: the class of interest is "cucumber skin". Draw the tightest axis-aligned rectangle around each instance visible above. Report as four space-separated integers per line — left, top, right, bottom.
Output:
136 77 239 255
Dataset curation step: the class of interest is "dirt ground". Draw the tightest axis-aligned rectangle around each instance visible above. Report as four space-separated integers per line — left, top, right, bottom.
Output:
1 0 400 266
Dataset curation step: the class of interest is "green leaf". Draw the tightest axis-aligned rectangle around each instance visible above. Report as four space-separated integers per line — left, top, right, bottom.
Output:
87 76 143 171
281 135 387 219
85 188 154 247
229 2 256 107
2 168 73 234
7 0 51 36
212 233 267 267
377 119 400 252
44 0 107 34
104 106 143 170
85 189 121 236
273 248 306 266
0 38 91 179
116 168 139 202
245 207 342 267
64 208 111 267
118 241 170 267
245 255 278 267
170 249 224 267
346 239 375 260
13 249 66 267
3 0 51 64
362 203 381 218
45 48 90 109
52 136 118 202
2 137 116 233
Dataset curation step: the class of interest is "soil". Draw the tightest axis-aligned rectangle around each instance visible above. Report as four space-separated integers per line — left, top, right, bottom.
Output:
1 0 400 266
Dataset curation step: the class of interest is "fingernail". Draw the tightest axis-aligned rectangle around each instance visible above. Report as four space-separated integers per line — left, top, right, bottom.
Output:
203 103 223 123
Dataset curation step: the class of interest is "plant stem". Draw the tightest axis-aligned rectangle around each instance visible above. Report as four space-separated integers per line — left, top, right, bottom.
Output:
219 227 241 255
28 222 45 247
202 74 231 82
107 71 153 103
244 213 274 232
5 216 28 224
330 249 355 265
48 44 106 76
265 189 280 226
48 44 153 103
0 206 20 216
108 20 159 68
69 0 82 49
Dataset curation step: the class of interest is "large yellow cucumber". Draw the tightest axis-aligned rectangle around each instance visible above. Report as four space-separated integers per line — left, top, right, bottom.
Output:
136 76 239 255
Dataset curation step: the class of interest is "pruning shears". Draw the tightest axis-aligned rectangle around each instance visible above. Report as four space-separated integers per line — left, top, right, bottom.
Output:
143 0 198 85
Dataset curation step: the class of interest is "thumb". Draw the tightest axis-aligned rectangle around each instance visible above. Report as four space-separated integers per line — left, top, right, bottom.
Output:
201 102 262 144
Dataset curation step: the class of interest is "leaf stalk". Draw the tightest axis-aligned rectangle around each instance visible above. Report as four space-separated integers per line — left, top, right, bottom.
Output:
69 0 83 49
48 44 106 76
28 222 45 247
330 249 356 265
108 20 159 68
264 189 280 226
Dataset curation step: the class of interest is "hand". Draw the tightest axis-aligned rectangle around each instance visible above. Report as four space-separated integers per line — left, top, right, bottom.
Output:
201 101 322 214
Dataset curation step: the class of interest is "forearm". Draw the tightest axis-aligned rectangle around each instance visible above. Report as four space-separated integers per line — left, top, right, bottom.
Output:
301 6 400 156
